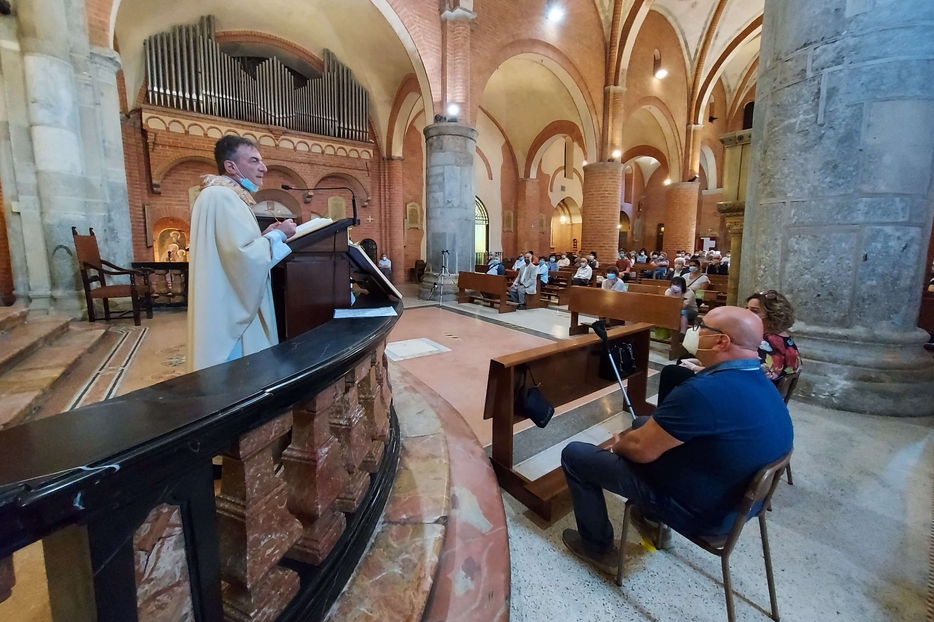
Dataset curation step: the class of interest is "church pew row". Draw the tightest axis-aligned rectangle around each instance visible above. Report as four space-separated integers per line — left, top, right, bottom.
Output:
567 286 684 359
483 324 654 520
457 271 515 313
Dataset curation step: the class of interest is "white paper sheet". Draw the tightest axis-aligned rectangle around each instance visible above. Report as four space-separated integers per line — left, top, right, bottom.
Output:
334 307 398 319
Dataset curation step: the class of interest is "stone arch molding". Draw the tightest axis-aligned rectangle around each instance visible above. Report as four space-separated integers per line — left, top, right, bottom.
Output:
626 97 683 182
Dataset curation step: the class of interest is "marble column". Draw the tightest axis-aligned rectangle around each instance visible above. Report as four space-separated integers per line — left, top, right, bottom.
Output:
418 123 477 300
741 0 934 415
663 181 699 257
581 162 623 261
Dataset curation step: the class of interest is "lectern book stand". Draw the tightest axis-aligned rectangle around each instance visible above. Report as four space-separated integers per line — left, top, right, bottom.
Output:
272 218 399 341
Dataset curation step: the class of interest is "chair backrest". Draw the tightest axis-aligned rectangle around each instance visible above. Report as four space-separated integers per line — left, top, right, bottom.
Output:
721 450 793 548
775 370 801 405
72 227 103 270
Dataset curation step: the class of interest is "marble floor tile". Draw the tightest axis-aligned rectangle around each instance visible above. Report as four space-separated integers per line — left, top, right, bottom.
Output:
384 433 451 524
386 338 451 362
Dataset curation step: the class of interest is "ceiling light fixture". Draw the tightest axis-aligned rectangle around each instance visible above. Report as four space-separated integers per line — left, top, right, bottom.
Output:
446 103 460 120
582 159 588 166
547 6 565 23
663 178 672 185
654 67 669 79
612 149 622 159
560 215 567 224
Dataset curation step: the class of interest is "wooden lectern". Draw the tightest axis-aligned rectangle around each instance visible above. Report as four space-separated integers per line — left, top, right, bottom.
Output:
272 218 399 341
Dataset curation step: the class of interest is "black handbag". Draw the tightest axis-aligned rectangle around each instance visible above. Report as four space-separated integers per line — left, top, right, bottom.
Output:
598 340 636 382
515 367 555 428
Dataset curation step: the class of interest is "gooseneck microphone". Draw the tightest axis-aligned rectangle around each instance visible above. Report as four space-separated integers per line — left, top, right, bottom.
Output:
281 185 360 225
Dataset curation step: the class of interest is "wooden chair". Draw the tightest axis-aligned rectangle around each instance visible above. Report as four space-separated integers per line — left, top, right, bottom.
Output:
774 370 801 484
616 450 793 622
72 227 153 327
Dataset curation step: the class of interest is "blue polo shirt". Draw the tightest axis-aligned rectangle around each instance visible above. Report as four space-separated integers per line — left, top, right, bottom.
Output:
637 358 793 535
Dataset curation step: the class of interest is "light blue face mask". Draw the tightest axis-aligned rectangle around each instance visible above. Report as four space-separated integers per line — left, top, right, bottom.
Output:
608 274 617 280
230 164 260 192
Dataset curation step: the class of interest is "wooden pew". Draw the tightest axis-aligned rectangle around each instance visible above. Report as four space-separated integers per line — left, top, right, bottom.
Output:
484 324 654 520
626 282 669 295
567 286 683 358
457 271 515 313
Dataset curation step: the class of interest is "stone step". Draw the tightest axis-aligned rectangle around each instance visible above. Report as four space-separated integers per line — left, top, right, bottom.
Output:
0 315 72 378
0 326 107 430
0 303 28 333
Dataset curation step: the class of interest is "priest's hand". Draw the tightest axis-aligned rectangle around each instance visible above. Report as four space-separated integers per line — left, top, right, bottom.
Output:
263 219 297 238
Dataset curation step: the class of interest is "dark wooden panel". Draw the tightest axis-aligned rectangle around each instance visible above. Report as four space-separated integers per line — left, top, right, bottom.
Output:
568 287 682 333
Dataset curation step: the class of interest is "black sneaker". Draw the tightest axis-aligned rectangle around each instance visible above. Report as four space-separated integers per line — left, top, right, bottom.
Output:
630 507 673 550
562 529 618 575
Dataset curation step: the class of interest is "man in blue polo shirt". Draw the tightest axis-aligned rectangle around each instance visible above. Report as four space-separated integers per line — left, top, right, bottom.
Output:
560 306 793 574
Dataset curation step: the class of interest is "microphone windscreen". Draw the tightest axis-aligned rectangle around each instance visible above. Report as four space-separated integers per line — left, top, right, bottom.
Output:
281 184 293 190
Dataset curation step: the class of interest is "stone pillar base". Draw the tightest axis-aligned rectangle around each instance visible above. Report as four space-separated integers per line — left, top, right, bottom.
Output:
286 509 346 566
793 323 934 416
221 567 299 622
417 272 459 301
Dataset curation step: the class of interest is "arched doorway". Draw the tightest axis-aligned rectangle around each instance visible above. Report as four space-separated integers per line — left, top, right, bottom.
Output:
551 198 582 252
475 197 490 264
619 212 632 251
360 238 378 261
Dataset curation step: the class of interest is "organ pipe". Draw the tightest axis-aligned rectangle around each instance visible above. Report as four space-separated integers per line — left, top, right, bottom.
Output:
144 16 370 143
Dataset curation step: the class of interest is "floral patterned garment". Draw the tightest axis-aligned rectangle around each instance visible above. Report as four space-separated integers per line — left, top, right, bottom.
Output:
758 333 801 381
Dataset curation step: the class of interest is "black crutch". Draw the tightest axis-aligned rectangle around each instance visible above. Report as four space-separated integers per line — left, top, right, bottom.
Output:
591 319 637 421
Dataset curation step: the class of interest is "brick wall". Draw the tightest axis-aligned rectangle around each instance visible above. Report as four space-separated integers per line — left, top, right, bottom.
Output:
639 165 670 252
516 178 539 254
663 181 699 257
500 142 518 257
401 122 424 273
581 162 624 261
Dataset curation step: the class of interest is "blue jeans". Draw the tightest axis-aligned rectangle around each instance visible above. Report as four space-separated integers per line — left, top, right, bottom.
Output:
561 416 696 552
653 268 668 279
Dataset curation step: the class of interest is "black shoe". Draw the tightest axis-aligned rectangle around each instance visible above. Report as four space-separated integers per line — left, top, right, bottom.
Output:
562 529 618 575
630 507 673 550
517 304 527 310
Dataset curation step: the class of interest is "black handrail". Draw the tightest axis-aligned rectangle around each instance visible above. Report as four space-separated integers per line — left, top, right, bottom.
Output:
0 295 402 559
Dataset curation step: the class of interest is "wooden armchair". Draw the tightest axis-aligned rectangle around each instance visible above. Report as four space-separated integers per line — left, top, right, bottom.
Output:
72 227 153 326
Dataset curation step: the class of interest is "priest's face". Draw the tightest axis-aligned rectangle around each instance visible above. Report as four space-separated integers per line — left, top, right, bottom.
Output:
228 144 268 189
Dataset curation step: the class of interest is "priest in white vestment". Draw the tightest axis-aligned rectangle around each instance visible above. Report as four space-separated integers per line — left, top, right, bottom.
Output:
186 136 296 372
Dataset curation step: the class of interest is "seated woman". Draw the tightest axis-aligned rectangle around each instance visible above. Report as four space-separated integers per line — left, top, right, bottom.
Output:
664 276 696 337
745 289 801 381
656 288 801 405
683 257 710 306
600 267 628 292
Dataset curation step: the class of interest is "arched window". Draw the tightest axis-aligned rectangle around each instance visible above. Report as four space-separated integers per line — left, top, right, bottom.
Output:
742 101 755 130
475 197 490 264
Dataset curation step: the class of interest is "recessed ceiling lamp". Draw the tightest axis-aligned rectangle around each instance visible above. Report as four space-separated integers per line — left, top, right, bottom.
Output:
663 178 672 185
547 6 565 22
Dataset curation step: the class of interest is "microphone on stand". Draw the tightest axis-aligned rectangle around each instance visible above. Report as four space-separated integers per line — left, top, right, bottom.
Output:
281 184 361 225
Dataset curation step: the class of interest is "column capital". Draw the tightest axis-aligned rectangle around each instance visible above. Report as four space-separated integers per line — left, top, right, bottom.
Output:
441 1 476 20
89 47 123 74
605 85 626 94
719 130 752 148
583 161 624 175
423 122 478 141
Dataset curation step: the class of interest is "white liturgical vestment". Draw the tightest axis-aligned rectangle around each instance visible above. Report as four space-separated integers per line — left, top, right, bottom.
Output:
186 175 291 372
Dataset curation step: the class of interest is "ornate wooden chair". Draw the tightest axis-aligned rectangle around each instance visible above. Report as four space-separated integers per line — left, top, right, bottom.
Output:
72 227 153 326
616 450 793 622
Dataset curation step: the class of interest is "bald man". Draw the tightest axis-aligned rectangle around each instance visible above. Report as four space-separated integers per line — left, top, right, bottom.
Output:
560 307 793 574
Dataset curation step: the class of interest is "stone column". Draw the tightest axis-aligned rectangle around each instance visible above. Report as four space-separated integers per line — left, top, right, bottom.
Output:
663 181 699 256
716 130 753 305
581 162 623 261
419 123 477 300
717 202 745 306
383 158 405 284
603 85 626 158
516 178 540 254
682 124 704 181
741 0 934 415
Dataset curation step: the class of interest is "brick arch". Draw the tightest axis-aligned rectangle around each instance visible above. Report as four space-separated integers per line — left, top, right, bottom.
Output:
309 171 370 202
152 155 216 190
213 31 324 72
628 96 683 181
263 163 307 188
612 0 654 86
525 120 585 179
472 40 600 163
387 74 424 157
692 16 763 125
476 147 493 181
620 145 668 172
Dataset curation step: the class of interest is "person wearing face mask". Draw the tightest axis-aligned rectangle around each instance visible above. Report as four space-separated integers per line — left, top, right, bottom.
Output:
636 248 648 263
665 276 697 336
557 253 571 268
537 257 550 286
672 257 687 277
684 258 711 307
547 255 559 271
486 256 506 276
600 267 628 292
746 290 800 381
571 258 593 286
587 252 600 269
560 307 793 567
615 251 633 274
508 252 538 308
187 136 297 372
512 255 526 270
